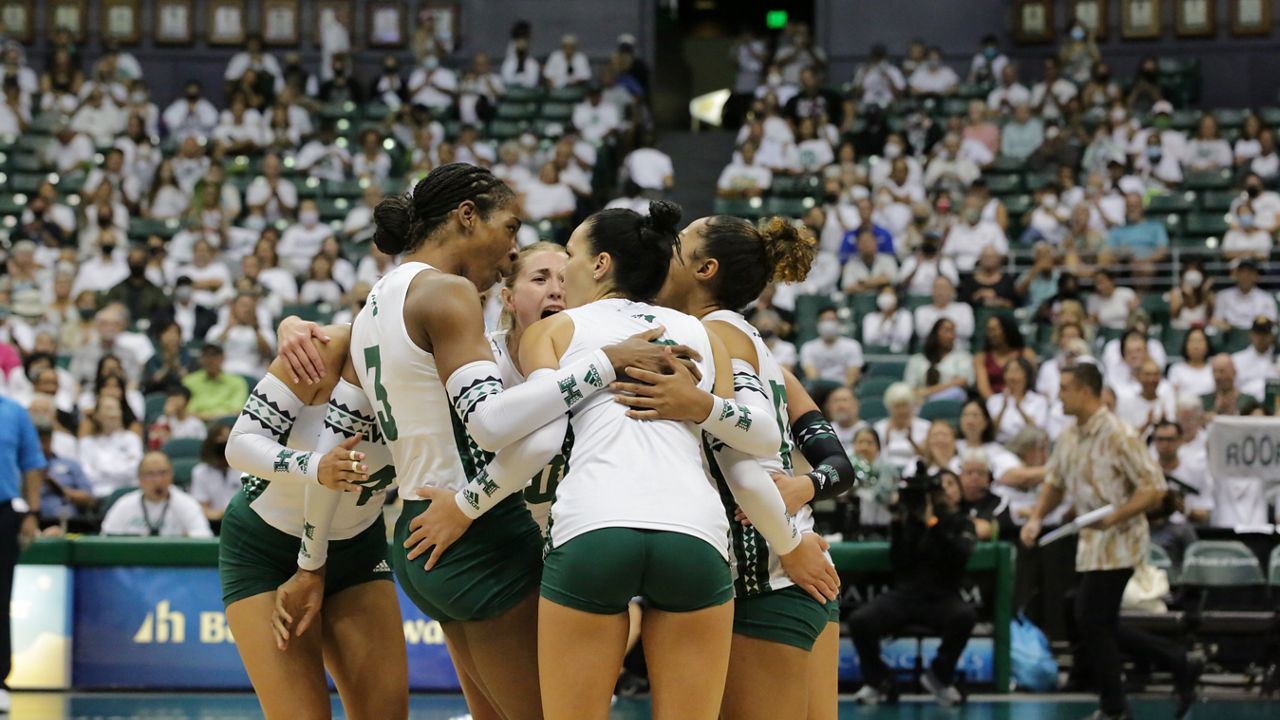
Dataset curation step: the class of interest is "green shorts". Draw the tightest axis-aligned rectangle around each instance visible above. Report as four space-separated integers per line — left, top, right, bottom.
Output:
829 598 841 623
541 527 733 615
733 585 835 651
392 494 543 624
219 492 392 607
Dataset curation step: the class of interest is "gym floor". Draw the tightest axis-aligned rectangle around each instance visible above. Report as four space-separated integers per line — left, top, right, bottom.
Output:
10 692 1279 719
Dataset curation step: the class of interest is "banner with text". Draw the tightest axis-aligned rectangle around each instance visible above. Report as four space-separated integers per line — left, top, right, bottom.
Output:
72 567 460 690
1207 416 1280 482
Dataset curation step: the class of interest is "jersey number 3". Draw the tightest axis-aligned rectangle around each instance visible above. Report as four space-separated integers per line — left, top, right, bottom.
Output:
363 345 399 442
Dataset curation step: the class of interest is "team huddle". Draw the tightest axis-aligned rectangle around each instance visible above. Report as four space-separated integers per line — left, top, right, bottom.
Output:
217 163 868 720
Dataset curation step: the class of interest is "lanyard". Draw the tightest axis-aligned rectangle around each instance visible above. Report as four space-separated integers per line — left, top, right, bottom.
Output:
140 495 171 537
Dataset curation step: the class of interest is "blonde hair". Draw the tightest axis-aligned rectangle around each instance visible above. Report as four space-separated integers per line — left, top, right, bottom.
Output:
499 242 568 331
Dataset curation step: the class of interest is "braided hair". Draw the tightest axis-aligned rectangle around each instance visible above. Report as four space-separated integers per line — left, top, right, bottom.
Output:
373 163 516 255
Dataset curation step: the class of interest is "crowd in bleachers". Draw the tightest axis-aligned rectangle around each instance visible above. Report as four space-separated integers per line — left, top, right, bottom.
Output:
722 22 1280 544
0 19 663 536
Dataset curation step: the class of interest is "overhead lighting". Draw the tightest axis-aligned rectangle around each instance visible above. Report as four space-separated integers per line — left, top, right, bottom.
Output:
689 89 732 127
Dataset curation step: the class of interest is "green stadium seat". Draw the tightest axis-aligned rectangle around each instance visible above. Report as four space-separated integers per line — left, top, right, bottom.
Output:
772 174 822 198
1183 169 1233 191
9 153 43 172
1219 328 1252 353
712 196 765 219
1184 212 1229 238
1212 108 1248 130
1147 191 1196 215
295 176 323 199
162 437 204 459
856 376 896 401
1170 109 1200 131
547 86 586 103
1162 327 1188 359
317 197 350 222
1259 106 1280 126
144 393 167 425
539 103 574 121
847 292 878 319
1150 543 1178 585
1199 189 1239 213
11 173 43 193
488 120 528 140
905 294 931 311
920 398 964 422
763 196 815 219
1002 193 1033 218
171 457 200 490
324 179 366 199
867 360 907 379
1181 540 1265 587
1268 545 1280 586
361 103 393 121
1140 293 1170 328
99 487 135 515
801 378 843 402
986 156 1025 175
128 217 181 241
280 302 334 325
860 397 888 424
1023 171 1055 192
496 102 539 121
320 101 358 121
503 86 546 103
793 294 835 345
984 173 1024 196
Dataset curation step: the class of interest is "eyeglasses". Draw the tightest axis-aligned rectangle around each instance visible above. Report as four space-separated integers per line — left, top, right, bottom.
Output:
1153 436 1179 443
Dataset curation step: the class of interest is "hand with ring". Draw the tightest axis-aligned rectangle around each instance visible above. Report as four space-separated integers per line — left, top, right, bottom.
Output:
317 434 369 492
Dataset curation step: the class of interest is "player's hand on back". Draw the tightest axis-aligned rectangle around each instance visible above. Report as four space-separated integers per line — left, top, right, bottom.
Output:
276 316 331 384
405 486 475 571
779 532 841 604
602 327 703 377
610 348 713 422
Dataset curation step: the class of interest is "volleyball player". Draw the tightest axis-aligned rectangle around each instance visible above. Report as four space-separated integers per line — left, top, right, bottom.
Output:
221 325 407 720
607 215 864 720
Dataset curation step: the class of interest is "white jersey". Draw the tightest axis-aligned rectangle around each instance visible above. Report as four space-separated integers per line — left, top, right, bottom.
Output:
489 329 571 533
550 299 728 557
241 385 392 539
704 309 817 597
350 262 486 496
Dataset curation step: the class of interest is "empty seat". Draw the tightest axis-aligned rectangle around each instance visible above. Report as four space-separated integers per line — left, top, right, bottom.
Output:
162 437 205 459
860 397 888 424
171 457 200 490
857 376 896 402
920 398 964 422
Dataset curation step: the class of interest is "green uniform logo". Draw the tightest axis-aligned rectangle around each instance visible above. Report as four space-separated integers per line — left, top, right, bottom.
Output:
478 470 499 497
558 376 583 407
303 521 315 540
735 404 752 431
295 453 310 475
583 365 603 388
462 489 480 510
274 449 295 473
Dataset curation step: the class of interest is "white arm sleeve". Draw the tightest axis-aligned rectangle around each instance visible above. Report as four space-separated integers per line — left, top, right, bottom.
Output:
298 482 341 570
696 359 783 459
225 373 318 485
455 369 570 519
711 439 801 555
446 350 615 452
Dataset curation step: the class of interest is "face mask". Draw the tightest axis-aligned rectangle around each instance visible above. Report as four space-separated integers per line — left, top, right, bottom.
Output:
1240 215 1256 229
1096 73 1110 83
100 244 116 256
186 90 200 101
424 56 439 70
927 59 940 69
1145 146 1162 161
817 319 841 339
1183 270 1203 288
1042 195 1058 209
1247 185 1262 198
243 214 267 232
1071 27 1086 41
1045 125 1060 140
131 92 146 103
767 73 782 85
175 286 193 303
300 210 319 226
963 209 981 224
78 308 96 321
936 199 952 213
129 263 146 278
983 47 998 60
883 143 902 159
99 215 113 227
1154 116 1171 130
877 293 895 312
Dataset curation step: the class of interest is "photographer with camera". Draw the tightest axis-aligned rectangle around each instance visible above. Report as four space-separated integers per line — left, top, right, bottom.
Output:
849 466 977 706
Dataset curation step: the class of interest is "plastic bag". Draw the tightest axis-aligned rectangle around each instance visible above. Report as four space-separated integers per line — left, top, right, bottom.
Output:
1010 612 1058 692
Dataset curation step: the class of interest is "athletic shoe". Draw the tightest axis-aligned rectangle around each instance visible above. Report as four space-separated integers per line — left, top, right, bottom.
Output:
851 683 888 705
921 667 962 706
1174 653 1204 720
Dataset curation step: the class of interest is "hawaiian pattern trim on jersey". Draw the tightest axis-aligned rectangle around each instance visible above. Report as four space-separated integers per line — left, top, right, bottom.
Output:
323 397 383 444
451 375 504 425
240 473 270 503
243 388 296 442
447 401 495 484
703 432 772 597
732 370 770 404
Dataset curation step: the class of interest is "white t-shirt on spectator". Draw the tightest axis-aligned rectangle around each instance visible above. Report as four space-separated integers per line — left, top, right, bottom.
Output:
80 430 144 498
624 148 674 191
295 141 351 183
914 302 975 347
190 463 242 516
278 223 335 277
716 161 772 195
245 177 299 220
1211 286 1276 329
943 221 1007 272
100 487 213 538
162 99 219 140
1166 361 1215 401
841 253 899 292
205 322 274 379
493 163 535 194
500 56 541 88
861 310 914 352
543 50 592 89
798 337 864 384
1115 383 1178 436
896 255 960 296
987 391 1050 444
353 151 392 182
42 134 95 175
573 101 621 144
1087 287 1139 330
71 251 129 298
1230 345 1276 400
522 180 577 222
987 83 1031 111
874 417 931 471
1222 228 1272 256
178 261 233 309
909 65 959 95
852 62 905 106
407 67 459 109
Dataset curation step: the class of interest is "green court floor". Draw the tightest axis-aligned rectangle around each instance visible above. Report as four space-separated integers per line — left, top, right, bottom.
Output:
11 692 1279 719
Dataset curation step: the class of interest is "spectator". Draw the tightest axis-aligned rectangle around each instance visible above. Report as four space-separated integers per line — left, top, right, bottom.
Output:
183 344 249 421
623 134 674 192
299 255 345 307
244 153 298 223
897 231 960 296
874 382 931 470
82 147 140 210
1060 21 1101 84
986 358 1048 443
190 425 238 523
1233 173 1280 231
177 239 233 310
100 451 212 538
914 276 974 348
1086 269 1138 331
1116 359 1177 438
318 54 362 104
1104 326 1166 394
77 360 143 435
457 53 504 125
841 227 898 293
253 235 300 307
921 419 962 474
148 385 207 450
956 398 1018 470
104 247 171 326
908 46 958 97
962 100 1000 158
851 44 905 107
162 81 218 140
716 141 772 198
794 117 835 174
1016 242 1061 312
1030 56 1077 121
77 395 143 499
212 92 267 154
1167 328 1215 401
69 304 152 387
1234 114 1264 166
522 162 578 223
33 417 94 530
544 34 592 89
141 322 192 395
987 64 1031 114
407 50 458 111
924 133 981 194
774 23 825 85
43 122 95 177
1211 259 1275 331
961 246 1018 309
799 307 864 386
1202 353 1252 417
206 293 274 380
850 426 899 529
861 289 914 353
143 159 188 220
296 121 352 183
1126 56 1164 113
1183 114 1233 173
1000 103 1044 160
224 33 282 88
501 36 541 88
1221 202 1271 260
1152 420 1211 526
957 449 1017 540
1250 129 1279 182
278 200 335 276
573 84 621 145
1230 317 1277 400
968 34 1009 86
944 195 1007 272
905 318 974 402
974 314 1036 400
169 276 218 345
1168 262 1214 330
837 197 894 263
823 386 867 453
996 426 1056 525
0 393 44 701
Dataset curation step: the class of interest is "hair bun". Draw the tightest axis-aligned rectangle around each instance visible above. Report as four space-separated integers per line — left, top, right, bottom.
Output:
373 195 413 255
645 200 683 237
759 216 817 284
